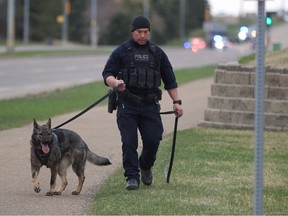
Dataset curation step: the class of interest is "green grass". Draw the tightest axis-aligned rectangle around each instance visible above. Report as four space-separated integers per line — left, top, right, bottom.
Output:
175 65 216 84
88 128 288 215
0 40 114 58
238 47 288 68
0 82 108 130
238 53 256 65
0 47 113 58
0 65 216 130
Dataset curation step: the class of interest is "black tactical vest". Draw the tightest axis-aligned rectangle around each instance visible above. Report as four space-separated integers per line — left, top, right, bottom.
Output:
118 41 161 90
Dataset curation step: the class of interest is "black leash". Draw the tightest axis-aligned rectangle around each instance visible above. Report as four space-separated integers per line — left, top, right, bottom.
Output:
159 110 176 115
54 84 123 129
165 116 179 183
53 84 179 182
159 110 179 183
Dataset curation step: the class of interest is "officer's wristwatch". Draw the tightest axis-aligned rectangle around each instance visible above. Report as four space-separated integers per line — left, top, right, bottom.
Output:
173 100 182 105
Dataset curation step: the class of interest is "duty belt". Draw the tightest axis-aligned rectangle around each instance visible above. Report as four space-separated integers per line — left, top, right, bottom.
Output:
120 89 162 106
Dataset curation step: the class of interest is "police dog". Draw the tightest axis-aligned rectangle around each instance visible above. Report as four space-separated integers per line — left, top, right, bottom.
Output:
30 118 111 196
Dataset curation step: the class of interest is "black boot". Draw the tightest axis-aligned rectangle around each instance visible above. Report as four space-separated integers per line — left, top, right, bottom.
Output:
141 169 152 186
126 179 139 190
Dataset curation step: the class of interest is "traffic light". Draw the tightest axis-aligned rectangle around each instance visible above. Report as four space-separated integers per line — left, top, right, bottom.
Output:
265 12 273 27
266 16 273 26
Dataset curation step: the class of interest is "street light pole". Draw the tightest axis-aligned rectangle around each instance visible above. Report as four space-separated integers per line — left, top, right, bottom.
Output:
179 0 186 42
143 0 149 18
62 0 68 45
254 0 266 215
6 0 15 52
91 0 98 48
23 0 30 44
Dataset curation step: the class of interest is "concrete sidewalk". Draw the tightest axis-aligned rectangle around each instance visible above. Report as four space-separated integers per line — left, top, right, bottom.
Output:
0 77 213 215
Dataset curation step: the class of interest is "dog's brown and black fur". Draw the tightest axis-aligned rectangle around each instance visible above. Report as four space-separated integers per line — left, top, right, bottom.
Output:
30 118 111 196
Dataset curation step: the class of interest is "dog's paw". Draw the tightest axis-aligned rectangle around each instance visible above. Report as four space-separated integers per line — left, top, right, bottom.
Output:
54 191 62 196
72 191 80 195
45 191 54 196
34 187 41 193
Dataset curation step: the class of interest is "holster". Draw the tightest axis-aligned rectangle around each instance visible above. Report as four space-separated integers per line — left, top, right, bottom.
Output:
108 90 117 113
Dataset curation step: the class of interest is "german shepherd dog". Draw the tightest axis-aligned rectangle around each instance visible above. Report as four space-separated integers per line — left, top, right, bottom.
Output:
30 118 111 196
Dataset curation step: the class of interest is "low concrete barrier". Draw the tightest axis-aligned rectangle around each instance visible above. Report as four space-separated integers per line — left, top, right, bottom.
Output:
201 64 288 131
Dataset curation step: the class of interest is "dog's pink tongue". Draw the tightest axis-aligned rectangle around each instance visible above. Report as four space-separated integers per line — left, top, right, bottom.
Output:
41 144 50 154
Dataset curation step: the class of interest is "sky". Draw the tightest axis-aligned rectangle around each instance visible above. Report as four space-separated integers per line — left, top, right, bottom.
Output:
209 0 287 16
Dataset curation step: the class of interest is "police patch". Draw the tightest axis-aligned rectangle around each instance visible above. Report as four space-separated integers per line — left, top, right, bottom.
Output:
134 54 149 62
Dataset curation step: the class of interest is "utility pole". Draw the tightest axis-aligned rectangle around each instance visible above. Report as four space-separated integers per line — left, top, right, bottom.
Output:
23 0 30 44
6 0 15 52
90 0 98 48
62 0 69 45
239 0 244 17
179 0 186 42
143 0 149 18
281 0 286 14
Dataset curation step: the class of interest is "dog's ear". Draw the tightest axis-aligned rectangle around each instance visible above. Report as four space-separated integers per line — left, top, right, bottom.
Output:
47 118 51 128
33 119 39 130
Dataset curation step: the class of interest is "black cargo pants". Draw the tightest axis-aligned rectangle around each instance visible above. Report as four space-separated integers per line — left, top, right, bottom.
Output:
116 100 164 182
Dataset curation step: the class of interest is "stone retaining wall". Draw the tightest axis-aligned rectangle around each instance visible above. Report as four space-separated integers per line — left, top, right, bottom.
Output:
201 64 288 131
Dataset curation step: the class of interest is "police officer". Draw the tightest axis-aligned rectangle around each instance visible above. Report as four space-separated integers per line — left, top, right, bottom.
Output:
102 15 183 190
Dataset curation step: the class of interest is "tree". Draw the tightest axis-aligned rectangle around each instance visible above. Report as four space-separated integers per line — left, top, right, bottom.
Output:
1 0 205 45
99 13 131 45
69 0 88 43
25 0 87 43
98 0 143 45
29 0 62 41
100 0 206 45
151 0 205 43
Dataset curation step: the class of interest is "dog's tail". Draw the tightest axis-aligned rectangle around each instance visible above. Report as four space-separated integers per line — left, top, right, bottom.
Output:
87 149 112 166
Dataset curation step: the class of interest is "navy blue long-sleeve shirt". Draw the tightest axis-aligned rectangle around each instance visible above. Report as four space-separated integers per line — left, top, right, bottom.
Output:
102 39 178 91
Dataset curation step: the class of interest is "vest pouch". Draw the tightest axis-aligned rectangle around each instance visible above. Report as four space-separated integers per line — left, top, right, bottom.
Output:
118 69 129 84
154 70 161 87
138 68 146 88
128 69 138 88
146 69 154 88
156 89 162 100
